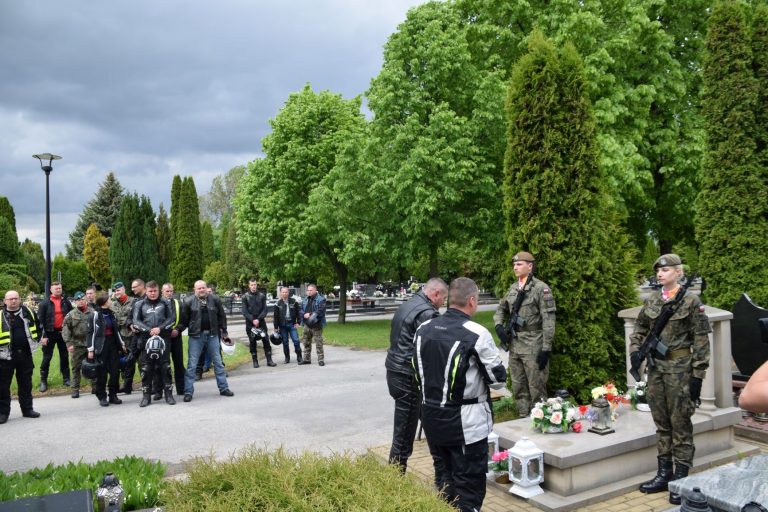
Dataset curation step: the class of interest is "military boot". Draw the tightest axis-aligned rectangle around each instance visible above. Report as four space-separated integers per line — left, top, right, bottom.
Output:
296 349 303 364
266 353 277 367
39 372 48 393
139 389 152 407
668 464 690 505
165 387 176 405
639 456 673 493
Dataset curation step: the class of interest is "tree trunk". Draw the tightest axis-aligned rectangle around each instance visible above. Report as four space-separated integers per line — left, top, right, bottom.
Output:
429 242 439 278
337 265 348 325
659 239 673 255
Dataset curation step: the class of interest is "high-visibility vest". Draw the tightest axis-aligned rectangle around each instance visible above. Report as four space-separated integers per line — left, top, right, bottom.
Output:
170 298 180 329
0 307 38 345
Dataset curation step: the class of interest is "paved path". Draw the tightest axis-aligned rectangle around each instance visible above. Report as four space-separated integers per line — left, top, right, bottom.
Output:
2 344 393 474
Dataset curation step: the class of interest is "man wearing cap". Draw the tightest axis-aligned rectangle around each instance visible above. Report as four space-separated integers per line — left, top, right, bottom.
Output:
62 291 91 398
111 282 136 394
631 254 711 505
494 251 556 417
0 290 42 423
36 281 73 391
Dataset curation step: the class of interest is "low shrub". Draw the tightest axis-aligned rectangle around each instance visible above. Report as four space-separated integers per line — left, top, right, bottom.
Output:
493 396 518 423
0 455 165 510
161 447 455 511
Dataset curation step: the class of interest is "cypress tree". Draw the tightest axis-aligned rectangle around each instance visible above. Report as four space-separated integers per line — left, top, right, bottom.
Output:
156 203 172 272
83 223 111 289
171 177 203 290
503 32 636 402
66 172 124 259
109 194 143 286
753 4 768 171
0 197 17 237
696 1 768 309
0 217 20 265
201 221 215 269
168 175 183 285
139 195 165 283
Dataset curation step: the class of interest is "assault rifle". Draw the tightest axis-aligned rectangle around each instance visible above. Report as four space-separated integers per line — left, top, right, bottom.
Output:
502 278 531 351
629 274 697 382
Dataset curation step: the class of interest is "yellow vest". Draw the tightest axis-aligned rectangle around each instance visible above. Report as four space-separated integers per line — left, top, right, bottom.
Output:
0 307 38 345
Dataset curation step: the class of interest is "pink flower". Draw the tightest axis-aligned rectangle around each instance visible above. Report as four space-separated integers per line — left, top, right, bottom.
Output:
572 421 582 433
550 411 563 424
532 408 545 420
492 450 508 462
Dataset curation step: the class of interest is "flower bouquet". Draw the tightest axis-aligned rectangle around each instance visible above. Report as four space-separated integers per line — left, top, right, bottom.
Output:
630 381 650 411
489 450 510 483
591 382 625 421
531 397 582 433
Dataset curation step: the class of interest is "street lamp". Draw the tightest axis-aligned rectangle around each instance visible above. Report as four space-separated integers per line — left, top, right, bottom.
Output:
32 153 62 299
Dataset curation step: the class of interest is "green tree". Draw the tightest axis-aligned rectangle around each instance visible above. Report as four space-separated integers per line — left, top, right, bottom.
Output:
753 3 768 171
199 165 246 227
110 194 165 286
695 1 768 309
51 255 90 294
0 217 20 265
155 203 172 272
66 171 124 259
504 33 636 402
0 263 33 297
170 177 203 290
203 260 231 289
235 85 365 320
20 239 45 292
0 197 17 238
223 216 257 290
201 221 215 269
83 223 111 289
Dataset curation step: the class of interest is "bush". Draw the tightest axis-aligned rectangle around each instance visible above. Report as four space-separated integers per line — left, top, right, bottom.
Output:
0 456 165 511
161 447 455 511
493 396 518 423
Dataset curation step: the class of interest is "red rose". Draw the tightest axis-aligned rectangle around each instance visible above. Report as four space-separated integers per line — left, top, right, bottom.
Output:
578 405 588 416
572 421 582 433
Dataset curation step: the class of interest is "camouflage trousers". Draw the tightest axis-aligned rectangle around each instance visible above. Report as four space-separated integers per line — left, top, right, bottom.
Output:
509 352 548 416
301 326 324 363
70 346 89 390
647 368 695 466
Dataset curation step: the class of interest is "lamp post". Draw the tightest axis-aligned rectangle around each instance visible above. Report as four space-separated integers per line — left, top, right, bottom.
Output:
32 153 62 299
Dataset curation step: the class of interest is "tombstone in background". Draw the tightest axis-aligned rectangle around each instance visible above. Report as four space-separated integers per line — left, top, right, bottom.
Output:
730 293 768 381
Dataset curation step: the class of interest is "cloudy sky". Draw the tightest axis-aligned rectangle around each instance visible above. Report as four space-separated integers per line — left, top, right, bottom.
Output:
0 0 426 256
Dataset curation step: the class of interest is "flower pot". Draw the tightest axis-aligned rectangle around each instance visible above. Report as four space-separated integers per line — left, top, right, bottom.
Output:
636 403 650 412
494 473 511 484
543 425 565 434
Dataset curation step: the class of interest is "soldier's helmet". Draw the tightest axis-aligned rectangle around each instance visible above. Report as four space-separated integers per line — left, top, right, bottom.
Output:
513 251 535 263
653 254 682 271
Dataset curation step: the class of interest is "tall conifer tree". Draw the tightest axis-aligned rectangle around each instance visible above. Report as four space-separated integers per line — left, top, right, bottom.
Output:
155 204 172 273
83 223 111 289
66 172 124 259
170 177 203 290
504 32 635 401
696 1 768 308
201 221 215 269
753 4 768 171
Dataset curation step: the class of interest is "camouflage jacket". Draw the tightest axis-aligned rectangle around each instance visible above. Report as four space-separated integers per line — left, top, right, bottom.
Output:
630 289 711 379
62 307 89 348
493 276 556 354
110 295 135 339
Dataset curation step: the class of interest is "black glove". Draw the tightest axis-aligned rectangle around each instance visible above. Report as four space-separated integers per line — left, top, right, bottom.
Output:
536 350 550 370
689 377 702 403
495 324 510 351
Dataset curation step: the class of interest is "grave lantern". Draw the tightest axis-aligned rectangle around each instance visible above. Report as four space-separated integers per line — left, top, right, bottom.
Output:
507 436 544 498
486 430 500 477
680 487 712 512
96 472 124 512
588 396 615 435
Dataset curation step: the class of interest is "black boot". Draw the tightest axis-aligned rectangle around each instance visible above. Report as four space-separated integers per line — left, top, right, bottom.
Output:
140 391 151 407
165 388 176 405
108 394 122 404
284 352 290 364
296 349 303 364
668 464 690 504
266 353 277 367
39 372 48 393
639 456 673 493
252 355 259 368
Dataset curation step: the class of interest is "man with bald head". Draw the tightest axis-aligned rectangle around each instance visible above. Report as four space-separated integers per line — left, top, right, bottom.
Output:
179 280 233 402
1 290 42 423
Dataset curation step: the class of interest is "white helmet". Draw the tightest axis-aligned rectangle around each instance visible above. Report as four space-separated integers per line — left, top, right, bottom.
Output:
220 336 236 355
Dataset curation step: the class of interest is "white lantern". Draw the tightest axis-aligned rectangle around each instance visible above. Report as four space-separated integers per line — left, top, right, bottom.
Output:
507 436 544 498
486 431 500 477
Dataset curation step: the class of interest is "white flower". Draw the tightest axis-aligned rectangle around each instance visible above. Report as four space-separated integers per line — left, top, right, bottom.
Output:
550 411 563 424
552 401 562 411
532 407 545 420
547 397 558 405
566 408 576 421
637 389 645 397
591 386 606 400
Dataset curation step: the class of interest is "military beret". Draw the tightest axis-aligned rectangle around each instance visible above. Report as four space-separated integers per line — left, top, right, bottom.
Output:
653 254 682 270
513 251 535 263
73 291 86 300
112 281 125 291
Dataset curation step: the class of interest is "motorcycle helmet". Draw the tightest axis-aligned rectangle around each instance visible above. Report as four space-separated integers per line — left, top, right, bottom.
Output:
250 327 267 340
269 331 282 346
220 336 236 355
145 335 166 360
81 359 102 380
305 312 319 328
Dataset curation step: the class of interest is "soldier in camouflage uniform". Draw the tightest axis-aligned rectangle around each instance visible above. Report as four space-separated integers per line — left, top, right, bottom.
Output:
62 292 90 399
110 282 135 394
493 252 556 417
630 254 711 506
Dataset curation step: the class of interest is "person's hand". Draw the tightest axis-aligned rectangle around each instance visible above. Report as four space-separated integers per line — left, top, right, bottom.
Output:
304 312 310 319
294 323 299 329
171 329 179 338
67 345 74 353
536 350 550 371
630 351 642 369
149 327 160 336
41 337 49 346
494 325 510 351
87 350 94 360
254 319 260 327
690 377 703 403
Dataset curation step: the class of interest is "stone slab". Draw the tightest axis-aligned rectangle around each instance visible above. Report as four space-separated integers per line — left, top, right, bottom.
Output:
669 455 768 512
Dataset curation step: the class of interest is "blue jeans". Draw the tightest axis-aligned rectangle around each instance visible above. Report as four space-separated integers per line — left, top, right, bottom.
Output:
185 332 228 395
280 324 301 353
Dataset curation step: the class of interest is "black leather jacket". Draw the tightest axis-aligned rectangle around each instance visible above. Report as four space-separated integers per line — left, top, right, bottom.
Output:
132 297 174 339
385 291 440 374
37 295 73 333
86 308 125 356
273 298 301 327
242 291 267 323
178 294 227 337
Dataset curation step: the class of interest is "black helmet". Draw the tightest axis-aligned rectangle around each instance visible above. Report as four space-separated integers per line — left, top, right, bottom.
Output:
269 331 282 346
305 313 319 328
250 327 267 340
145 335 166 360
81 359 102 380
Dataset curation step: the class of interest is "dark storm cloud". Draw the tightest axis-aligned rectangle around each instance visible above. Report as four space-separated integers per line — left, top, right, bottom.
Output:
0 0 424 253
